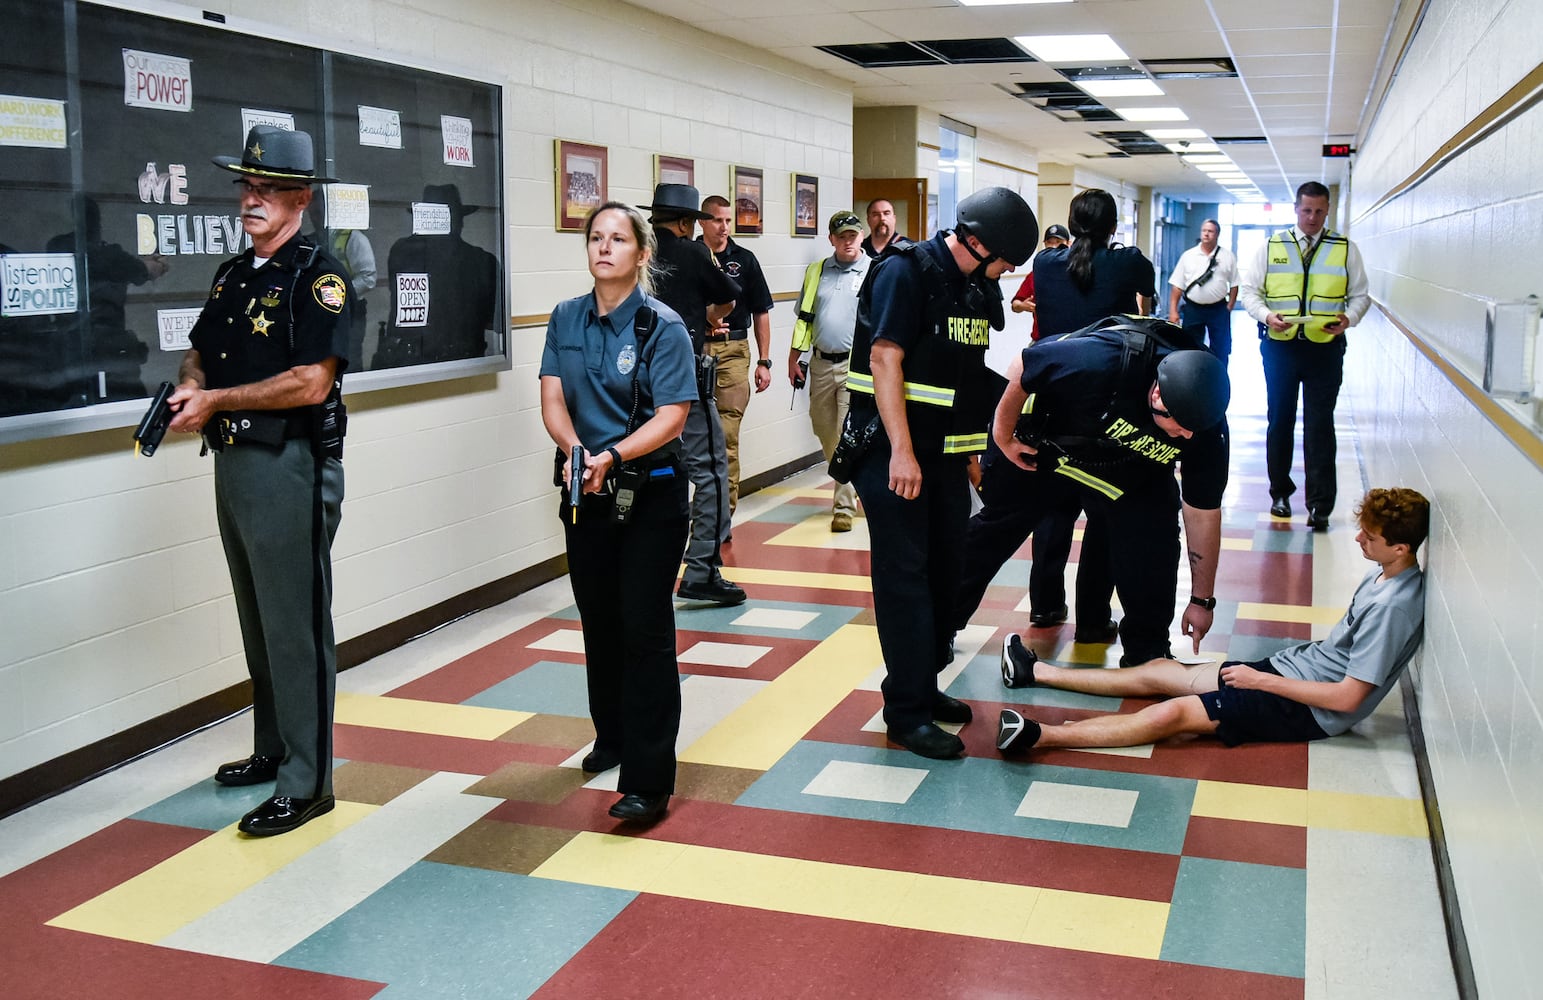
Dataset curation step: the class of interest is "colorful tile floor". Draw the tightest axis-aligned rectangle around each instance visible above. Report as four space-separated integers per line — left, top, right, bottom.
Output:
0 334 1459 998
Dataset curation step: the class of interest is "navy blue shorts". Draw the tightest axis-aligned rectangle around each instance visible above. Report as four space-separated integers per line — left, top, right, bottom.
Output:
1198 659 1331 746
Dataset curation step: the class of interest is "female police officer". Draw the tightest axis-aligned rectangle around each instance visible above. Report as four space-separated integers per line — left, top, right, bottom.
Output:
540 202 697 824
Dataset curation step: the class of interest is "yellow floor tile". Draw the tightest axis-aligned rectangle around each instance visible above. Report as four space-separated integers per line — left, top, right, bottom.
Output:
533 832 1167 957
1235 601 1347 625
47 801 374 943
1307 789 1429 838
334 692 532 740
714 564 873 593
1191 780 1309 826
678 623 883 770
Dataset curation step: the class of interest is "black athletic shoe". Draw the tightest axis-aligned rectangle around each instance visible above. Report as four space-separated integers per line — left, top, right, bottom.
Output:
1000 634 1038 688
997 709 1041 754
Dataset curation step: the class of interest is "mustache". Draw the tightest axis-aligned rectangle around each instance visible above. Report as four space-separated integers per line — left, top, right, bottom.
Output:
241 208 268 221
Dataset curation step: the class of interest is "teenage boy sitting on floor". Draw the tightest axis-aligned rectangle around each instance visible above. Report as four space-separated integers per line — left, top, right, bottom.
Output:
997 487 1429 753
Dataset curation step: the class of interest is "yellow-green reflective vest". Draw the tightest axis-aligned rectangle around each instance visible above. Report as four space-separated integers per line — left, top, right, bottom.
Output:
1261 229 1349 343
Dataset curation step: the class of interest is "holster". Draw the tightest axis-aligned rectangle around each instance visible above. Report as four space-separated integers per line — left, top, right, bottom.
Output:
695 352 718 404
828 411 883 484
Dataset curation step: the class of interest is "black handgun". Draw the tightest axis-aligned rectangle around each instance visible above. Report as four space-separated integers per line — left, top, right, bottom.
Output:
133 381 176 457
568 445 584 522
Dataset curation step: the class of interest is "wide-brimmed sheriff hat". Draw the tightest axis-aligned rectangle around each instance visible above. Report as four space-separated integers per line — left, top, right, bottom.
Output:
640 183 712 221
213 125 339 184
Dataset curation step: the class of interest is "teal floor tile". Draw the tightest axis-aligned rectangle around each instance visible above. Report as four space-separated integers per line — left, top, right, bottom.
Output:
277 861 634 999
1252 528 1316 554
737 740 1197 854
551 599 861 642
463 660 599 717
1160 856 1306 977
131 757 350 830
749 502 833 525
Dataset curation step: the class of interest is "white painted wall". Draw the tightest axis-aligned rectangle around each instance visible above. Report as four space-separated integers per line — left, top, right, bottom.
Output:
1346 0 1543 993
0 0 851 781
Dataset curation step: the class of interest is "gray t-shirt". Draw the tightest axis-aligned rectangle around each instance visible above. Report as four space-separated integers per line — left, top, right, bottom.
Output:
812 254 870 353
1271 565 1425 735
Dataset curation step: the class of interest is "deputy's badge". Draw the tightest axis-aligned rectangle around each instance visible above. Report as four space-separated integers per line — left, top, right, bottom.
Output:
617 345 636 375
259 285 282 307
250 311 273 337
212 277 226 300
249 140 264 161
312 273 347 313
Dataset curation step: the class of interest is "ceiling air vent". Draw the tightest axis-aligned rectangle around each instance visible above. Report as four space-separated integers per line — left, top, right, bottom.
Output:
1140 57 1237 79
1094 131 1172 155
915 38 1035 64
817 41 940 68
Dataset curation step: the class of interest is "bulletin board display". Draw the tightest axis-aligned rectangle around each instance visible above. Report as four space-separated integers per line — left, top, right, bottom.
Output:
0 0 507 443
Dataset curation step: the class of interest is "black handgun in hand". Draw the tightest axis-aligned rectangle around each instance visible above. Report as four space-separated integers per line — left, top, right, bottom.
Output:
568 445 584 522
133 381 176 457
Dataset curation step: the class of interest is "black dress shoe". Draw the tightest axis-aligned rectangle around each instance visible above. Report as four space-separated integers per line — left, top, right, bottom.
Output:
1073 619 1120 644
581 748 621 774
677 576 747 606
214 754 282 786
1028 603 1068 627
1306 508 1330 531
997 709 1042 754
1269 497 1292 519
887 723 964 759
932 693 973 724
238 795 335 836
1000 634 1038 689
608 793 669 823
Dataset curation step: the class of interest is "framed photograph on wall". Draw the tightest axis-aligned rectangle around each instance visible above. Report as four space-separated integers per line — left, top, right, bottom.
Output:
654 154 694 187
732 165 763 236
555 139 607 232
792 173 819 237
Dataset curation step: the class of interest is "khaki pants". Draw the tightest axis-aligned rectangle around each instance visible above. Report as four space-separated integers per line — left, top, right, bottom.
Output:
809 353 858 517
707 337 751 513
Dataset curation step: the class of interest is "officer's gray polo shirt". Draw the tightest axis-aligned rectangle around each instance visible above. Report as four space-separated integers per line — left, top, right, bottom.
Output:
813 254 870 354
541 285 697 449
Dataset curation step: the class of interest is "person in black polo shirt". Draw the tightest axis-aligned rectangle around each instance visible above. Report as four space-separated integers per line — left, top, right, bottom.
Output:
642 183 743 606
167 126 351 837
698 193 774 516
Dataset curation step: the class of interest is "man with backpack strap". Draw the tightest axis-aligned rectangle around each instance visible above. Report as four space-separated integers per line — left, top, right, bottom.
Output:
953 316 1232 668
846 186 1038 759
1166 219 1238 364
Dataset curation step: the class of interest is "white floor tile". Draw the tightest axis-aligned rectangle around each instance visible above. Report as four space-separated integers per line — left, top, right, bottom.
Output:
802 759 928 804
731 607 820 630
1015 780 1139 828
679 640 773 668
527 627 586 653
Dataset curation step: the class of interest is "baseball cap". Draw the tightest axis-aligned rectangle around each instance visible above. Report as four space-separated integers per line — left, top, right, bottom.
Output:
828 211 863 235
1044 224 1071 242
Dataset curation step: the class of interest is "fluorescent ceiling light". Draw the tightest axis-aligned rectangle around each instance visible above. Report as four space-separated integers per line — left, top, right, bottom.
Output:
1014 34 1129 63
1163 141 1220 154
957 0 1072 5
1114 106 1188 122
1144 128 1206 139
1080 79 1164 98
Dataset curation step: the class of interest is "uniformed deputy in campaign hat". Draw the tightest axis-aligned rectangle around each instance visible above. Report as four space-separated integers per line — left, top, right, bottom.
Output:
641 183 714 222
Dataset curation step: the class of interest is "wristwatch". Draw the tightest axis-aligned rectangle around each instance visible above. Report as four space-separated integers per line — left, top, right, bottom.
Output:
756 359 773 368
1189 595 1217 611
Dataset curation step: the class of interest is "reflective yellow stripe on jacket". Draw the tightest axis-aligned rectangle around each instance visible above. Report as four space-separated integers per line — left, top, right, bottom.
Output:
846 370 955 407
1052 458 1123 500
1261 230 1349 343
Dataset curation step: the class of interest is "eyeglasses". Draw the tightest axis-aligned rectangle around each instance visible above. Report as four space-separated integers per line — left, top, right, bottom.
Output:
235 178 307 199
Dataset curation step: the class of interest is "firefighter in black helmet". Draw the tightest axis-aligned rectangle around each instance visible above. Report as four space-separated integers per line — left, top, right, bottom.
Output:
949 316 1232 683
845 186 1038 760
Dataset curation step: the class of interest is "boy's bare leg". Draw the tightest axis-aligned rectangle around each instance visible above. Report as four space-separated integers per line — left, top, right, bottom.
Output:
1033 658 1221 699
1034 695 1220 749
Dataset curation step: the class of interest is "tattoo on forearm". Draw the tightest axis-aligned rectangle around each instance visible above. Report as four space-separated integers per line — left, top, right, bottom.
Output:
1188 548 1203 570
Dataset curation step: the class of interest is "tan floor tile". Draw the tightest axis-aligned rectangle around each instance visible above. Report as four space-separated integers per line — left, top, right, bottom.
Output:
426 818 579 875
